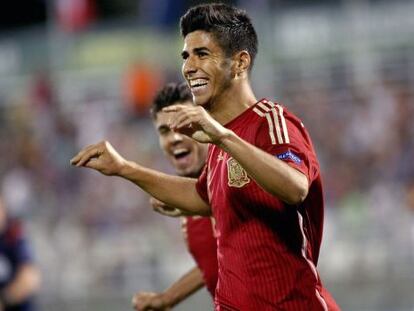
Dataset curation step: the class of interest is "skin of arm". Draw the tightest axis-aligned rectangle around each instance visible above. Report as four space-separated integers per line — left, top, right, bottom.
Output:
132 266 205 311
164 104 309 205
150 197 198 217
70 141 211 216
0 264 41 306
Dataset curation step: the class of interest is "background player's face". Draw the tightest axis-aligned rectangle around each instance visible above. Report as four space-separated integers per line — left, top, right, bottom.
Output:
154 102 208 177
181 30 233 108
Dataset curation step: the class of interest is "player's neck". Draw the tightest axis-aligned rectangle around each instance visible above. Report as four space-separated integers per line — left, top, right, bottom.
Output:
209 81 257 125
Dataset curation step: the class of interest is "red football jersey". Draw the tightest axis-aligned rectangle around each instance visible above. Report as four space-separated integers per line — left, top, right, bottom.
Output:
181 216 218 297
196 99 340 310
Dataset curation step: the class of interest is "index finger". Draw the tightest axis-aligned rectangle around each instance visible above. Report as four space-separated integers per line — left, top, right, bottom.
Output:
162 104 187 113
70 146 101 167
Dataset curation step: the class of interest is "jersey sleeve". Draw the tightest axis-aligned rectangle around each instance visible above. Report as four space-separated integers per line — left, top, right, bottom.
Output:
195 164 209 204
255 109 319 184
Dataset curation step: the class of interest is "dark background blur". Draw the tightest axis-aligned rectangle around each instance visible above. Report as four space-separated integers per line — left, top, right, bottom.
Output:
0 0 413 310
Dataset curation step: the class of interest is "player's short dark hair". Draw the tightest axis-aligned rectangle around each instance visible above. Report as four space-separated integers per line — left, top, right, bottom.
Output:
151 82 192 119
180 3 258 70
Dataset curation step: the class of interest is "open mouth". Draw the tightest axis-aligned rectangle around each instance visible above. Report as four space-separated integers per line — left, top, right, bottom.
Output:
173 148 191 160
189 78 208 92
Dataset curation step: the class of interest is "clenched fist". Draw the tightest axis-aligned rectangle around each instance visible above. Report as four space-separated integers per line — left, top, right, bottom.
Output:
131 291 171 311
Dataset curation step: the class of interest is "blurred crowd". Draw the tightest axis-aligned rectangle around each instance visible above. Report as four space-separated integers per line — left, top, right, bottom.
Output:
0 2 413 311
280 63 414 285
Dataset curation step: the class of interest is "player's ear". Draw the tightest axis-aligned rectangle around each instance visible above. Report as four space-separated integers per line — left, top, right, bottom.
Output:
232 50 251 78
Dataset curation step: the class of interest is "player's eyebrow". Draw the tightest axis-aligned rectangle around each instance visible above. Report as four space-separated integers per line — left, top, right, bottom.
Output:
181 47 211 58
194 47 210 54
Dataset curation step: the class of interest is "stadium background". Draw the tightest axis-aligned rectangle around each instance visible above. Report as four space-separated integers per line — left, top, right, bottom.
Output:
0 0 413 310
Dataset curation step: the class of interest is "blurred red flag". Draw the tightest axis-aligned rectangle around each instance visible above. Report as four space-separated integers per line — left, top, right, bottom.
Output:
56 0 96 32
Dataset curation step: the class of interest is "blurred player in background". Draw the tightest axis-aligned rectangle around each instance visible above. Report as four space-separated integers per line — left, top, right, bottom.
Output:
132 82 217 311
71 3 340 310
0 196 41 311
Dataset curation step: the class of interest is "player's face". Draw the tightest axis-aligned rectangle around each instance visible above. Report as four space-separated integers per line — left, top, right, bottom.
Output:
155 103 208 177
181 30 233 108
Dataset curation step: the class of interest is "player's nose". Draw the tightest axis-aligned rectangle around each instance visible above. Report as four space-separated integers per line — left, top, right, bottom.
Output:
169 131 184 145
182 56 197 77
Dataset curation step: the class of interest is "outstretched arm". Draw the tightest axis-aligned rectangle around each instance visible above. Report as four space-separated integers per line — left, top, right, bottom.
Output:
131 266 205 311
150 197 196 217
70 141 210 215
164 104 308 205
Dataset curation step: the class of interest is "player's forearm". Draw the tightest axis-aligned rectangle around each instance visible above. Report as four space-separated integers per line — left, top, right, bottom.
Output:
119 160 211 215
1 265 40 305
218 131 308 205
162 267 205 308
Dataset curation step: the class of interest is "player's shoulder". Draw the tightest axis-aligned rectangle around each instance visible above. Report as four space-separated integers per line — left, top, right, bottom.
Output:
251 99 301 122
251 99 305 144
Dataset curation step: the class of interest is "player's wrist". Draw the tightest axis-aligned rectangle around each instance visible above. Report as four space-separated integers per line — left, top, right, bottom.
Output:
216 129 236 149
117 159 138 177
161 290 177 308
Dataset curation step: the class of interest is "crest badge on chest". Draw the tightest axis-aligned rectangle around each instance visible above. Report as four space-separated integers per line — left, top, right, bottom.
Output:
227 157 250 188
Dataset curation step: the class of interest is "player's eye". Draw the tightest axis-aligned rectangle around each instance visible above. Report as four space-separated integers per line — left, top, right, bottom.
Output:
181 52 189 60
159 127 170 135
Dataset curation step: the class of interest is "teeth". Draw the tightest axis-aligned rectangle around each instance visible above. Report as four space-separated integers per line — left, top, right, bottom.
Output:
190 79 208 87
173 148 189 156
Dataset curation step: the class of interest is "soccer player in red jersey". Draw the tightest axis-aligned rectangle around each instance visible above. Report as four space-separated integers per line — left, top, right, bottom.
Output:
71 3 341 310
131 83 218 310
